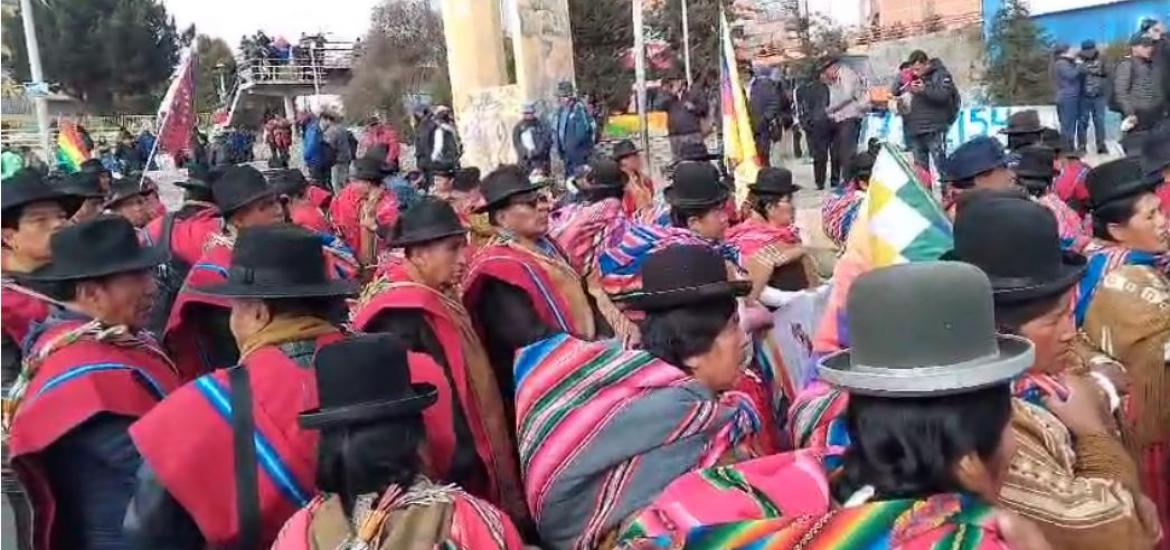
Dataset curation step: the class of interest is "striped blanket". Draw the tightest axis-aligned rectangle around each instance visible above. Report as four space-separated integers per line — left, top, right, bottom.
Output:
514 334 766 550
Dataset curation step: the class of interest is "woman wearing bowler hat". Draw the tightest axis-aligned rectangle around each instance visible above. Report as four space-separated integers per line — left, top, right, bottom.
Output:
270 334 525 550
1078 158 1170 540
625 262 1055 549
726 166 820 299
1014 144 1090 252
5 216 180 550
126 224 358 549
612 139 655 216
514 244 777 549
352 198 528 526
329 156 399 266
948 192 1160 550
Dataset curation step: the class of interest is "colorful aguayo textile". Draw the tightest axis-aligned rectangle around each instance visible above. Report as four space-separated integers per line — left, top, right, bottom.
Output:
514 334 768 549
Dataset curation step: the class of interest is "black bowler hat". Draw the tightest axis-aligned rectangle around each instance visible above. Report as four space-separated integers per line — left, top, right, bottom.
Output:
1012 145 1055 181
269 169 309 197
945 136 1008 183
1140 128 1170 178
677 141 717 162
749 166 800 196
818 262 1034 396
1039 128 1063 153
103 177 151 209
1086 158 1156 210
2 170 74 214
212 165 275 217
176 163 214 191
389 197 467 247
613 244 750 310
848 151 876 182
60 170 106 199
195 224 358 298
947 193 1085 303
299 333 438 429
612 139 640 160
586 158 626 189
453 167 480 192
78 158 109 175
816 55 840 75
26 215 167 281
665 162 727 208
350 157 388 181
429 160 458 178
476 165 547 213
1000 110 1043 135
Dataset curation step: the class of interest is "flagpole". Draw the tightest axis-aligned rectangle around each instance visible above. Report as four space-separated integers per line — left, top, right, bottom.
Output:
139 107 172 185
681 0 692 86
19 0 52 162
633 0 650 174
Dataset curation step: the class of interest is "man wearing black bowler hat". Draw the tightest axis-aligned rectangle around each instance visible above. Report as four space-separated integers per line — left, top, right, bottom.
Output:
126 224 356 550
164 164 284 381
329 156 397 267
351 198 528 526
5 216 182 550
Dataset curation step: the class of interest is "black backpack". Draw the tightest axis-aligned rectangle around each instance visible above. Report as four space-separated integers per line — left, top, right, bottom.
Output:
146 213 193 336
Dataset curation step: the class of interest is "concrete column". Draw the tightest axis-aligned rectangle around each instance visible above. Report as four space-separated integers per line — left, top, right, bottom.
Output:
510 0 576 111
440 0 508 105
283 95 296 120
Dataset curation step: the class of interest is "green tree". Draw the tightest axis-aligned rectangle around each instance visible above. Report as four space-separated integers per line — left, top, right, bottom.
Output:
193 35 236 113
343 0 449 132
982 0 1052 104
648 0 722 86
568 0 634 111
2 0 181 113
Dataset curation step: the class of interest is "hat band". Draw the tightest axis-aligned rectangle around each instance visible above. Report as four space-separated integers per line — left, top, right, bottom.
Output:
847 347 1003 375
228 265 328 287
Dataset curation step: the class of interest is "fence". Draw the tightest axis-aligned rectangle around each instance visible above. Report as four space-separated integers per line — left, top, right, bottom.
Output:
1 113 219 152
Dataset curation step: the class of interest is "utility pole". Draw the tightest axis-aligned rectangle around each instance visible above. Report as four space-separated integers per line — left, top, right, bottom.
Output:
681 0 692 86
19 0 52 162
633 0 650 174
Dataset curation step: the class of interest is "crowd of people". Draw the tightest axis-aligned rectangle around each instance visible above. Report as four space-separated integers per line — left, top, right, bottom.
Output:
2 38 1170 550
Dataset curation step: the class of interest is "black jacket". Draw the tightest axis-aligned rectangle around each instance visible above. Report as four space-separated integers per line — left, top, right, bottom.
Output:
748 77 782 134
512 118 553 161
896 58 959 137
656 88 709 136
796 79 831 134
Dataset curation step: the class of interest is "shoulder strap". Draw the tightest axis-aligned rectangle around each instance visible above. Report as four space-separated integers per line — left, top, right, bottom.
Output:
229 366 261 550
160 212 177 250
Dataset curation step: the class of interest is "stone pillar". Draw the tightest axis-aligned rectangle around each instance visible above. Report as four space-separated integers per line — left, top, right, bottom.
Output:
440 0 508 96
283 95 296 121
510 0 576 113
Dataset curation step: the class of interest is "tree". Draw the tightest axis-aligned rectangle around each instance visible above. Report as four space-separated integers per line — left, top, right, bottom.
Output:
784 7 849 79
648 0 721 87
568 0 634 111
982 0 1052 104
342 0 449 131
2 0 181 113
193 35 236 113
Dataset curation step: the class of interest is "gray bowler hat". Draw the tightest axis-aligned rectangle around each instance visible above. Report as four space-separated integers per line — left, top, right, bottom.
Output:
817 261 1034 396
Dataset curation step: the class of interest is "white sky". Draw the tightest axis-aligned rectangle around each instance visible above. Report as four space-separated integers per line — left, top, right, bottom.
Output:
161 0 385 50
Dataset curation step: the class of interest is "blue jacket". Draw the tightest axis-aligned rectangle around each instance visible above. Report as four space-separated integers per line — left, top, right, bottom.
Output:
554 101 595 164
302 117 326 169
1052 57 1083 101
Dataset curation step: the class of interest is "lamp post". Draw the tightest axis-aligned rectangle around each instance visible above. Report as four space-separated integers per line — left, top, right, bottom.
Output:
681 0 692 86
18 0 51 162
215 63 227 104
633 0 650 173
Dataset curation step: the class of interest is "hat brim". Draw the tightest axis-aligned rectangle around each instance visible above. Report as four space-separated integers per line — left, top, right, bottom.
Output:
1090 177 1158 210
614 148 640 159
749 184 802 195
24 245 169 282
175 179 212 191
221 189 277 217
2 187 77 213
103 189 153 209
999 126 1044 135
612 280 752 311
388 227 468 248
473 182 548 213
988 251 1087 303
817 333 1034 397
298 383 438 429
193 278 359 299
663 186 729 209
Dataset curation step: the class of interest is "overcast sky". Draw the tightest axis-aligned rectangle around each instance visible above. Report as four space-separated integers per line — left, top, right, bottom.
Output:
162 0 384 49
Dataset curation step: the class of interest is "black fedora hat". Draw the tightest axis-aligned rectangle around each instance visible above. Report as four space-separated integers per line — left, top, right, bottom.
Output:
816 55 840 75
212 165 275 217
26 215 167 281
453 167 481 191
586 158 626 190
176 163 214 191
475 165 547 213
677 141 717 162
848 151 876 182
2 169 73 214
1000 109 1044 135
59 170 106 199
818 262 1034 396
612 139 640 160
78 158 109 175
429 160 458 178
944 136 1008 183
665 162 728 208
269 169 309 197
389 197 467 247
1039 127 1064 153
195 224 358 298
749 166 800 196
613 244 750 310
103 177 151 209
1140 128 1170 177
948 193 1085 303
351 157 389 181
1086 158 1156 210
1012 145 1056 181
299 334 438 429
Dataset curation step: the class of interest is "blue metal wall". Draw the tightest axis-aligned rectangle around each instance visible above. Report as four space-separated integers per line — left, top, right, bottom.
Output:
982 0 1170 46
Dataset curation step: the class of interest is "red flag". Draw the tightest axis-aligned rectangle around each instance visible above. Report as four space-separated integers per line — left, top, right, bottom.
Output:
157 45 197 160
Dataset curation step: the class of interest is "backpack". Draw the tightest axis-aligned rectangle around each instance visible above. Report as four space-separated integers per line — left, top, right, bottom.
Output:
1107 58 1136 114
146 213 191 336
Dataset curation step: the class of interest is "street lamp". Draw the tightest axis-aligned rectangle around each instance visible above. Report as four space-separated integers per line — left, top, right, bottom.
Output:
215 62 227 104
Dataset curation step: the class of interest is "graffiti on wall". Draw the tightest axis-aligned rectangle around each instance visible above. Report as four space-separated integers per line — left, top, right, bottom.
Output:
861 105 1120 152
457 85 523 171
514 0 575 105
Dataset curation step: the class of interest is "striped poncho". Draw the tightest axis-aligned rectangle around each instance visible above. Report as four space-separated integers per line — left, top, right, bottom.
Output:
514 334 766 550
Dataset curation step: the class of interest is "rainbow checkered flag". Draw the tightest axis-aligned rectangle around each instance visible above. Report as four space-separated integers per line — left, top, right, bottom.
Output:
813 144 953 352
